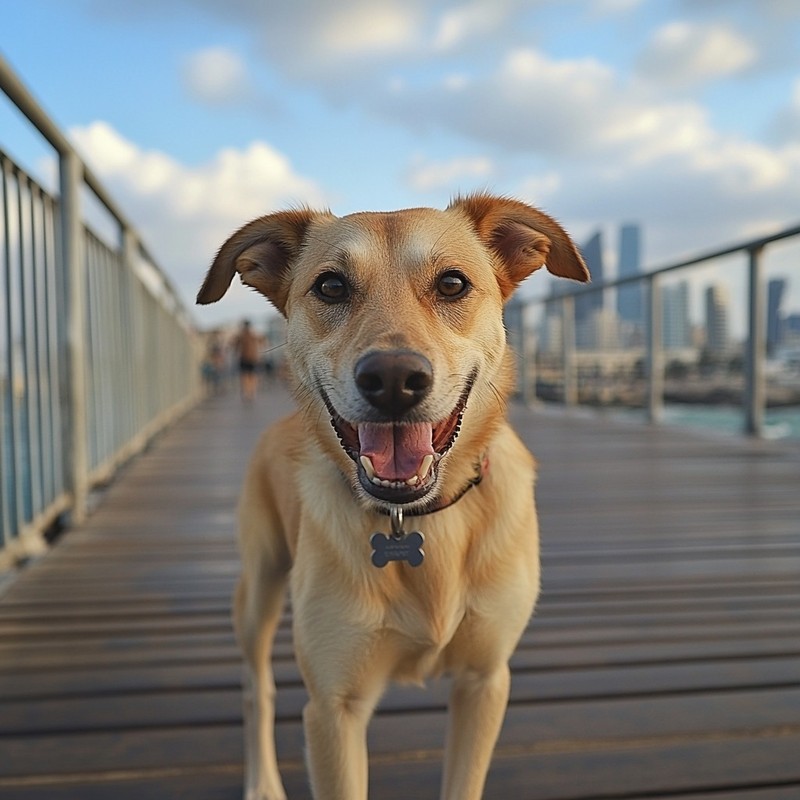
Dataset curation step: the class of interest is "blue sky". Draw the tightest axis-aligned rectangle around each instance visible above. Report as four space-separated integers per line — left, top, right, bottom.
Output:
2 0 800 328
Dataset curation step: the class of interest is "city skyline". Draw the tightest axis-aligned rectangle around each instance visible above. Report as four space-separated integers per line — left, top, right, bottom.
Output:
535 221 799 359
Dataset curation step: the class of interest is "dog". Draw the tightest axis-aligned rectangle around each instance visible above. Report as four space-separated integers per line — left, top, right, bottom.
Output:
197 193 589 800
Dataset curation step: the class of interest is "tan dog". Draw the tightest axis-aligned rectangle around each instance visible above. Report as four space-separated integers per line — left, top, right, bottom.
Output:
197 194 589 800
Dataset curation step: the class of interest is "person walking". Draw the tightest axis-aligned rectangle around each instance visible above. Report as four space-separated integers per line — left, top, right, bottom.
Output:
235 320 260 401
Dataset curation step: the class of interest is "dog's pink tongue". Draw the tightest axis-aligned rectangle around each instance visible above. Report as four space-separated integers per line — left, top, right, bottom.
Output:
358 423 434 481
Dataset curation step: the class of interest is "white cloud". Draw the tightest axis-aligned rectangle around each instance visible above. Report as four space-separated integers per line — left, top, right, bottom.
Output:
590 0 644 13
600 103 712 164
236 0 428 80
108 0 528 83
406 155 494 192
513 137 800 270
67 0 800 307
518 171 562 204
373 47 713 162
320 2 419 55
70 121 328 324
690 139 789 192
433 1 513 51
181 46 250 106
636 22 758 88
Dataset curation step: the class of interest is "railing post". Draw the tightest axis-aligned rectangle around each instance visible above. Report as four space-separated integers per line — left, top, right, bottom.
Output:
744 246 765 437
504 298 525 400
518 308 530 403
647 273 663 424
561 294 577 407
60 150 89 522
522 307 537 405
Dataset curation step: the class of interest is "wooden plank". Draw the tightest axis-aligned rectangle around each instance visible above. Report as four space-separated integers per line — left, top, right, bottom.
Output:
2 728 799 799
2 648 798 705
1 387 799 800
3 678 800 770
4 604 800 648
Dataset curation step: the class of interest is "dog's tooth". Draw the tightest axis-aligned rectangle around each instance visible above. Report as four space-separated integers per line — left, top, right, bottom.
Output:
380 479 392 488
406 475 419 486
419 454 434 481
360 455 375 480
371 476 382 486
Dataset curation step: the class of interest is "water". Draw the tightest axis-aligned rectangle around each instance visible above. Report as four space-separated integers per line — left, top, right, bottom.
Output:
1 400 33 546
611 404 800 440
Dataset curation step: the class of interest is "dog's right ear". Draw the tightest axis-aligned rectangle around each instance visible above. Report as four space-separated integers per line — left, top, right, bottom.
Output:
197 209 327 316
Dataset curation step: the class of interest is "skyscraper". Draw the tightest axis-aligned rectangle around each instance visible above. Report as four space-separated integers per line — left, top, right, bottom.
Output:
616 223 643 325
705 285 730 354
767 278 787 356
575 231 604 325
662 282 691 350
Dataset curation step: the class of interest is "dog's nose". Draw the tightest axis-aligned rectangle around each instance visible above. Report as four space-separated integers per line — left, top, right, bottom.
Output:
354 350 433 417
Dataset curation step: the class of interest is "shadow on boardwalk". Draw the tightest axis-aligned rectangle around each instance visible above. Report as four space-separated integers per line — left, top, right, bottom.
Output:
1 384 799 799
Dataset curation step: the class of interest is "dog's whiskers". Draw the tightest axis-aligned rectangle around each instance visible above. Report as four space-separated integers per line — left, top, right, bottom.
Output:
486 380 508 413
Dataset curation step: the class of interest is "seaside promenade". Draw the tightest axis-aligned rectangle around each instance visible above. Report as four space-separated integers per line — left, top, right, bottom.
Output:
1 383 799 799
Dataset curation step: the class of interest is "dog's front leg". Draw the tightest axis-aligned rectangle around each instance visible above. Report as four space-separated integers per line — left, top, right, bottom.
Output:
303 689 380 800
440 664 511 800
235 568 289 800
294 610 388 800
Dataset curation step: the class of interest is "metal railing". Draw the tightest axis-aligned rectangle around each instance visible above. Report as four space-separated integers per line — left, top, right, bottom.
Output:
1 55 203 568
506 224 800 438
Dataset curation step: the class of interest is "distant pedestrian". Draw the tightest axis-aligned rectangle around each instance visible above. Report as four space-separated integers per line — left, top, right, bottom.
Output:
202 331 226 394
235 320 260 401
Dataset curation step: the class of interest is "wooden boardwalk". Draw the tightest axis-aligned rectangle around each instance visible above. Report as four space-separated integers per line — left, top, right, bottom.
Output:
1 385 799 799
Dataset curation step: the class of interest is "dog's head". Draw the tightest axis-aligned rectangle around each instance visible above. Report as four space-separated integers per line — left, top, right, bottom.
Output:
198 194 588 511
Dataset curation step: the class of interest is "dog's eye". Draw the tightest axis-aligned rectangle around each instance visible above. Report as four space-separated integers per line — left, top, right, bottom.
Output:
313 272 350 303
436 270 470 300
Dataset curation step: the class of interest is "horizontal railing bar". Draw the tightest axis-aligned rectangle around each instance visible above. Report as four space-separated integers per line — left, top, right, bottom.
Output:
544 221 800 300
1 54 204 566
0 52 128 229
0 54 190 322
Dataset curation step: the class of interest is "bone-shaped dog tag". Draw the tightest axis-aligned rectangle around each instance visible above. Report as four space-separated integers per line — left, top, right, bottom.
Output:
371 507 425 567
370 530 425 567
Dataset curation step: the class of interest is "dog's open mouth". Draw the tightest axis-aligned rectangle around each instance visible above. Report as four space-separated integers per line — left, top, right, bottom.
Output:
325 378 474 504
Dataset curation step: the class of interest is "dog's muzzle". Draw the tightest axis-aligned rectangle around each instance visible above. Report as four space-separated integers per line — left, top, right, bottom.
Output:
323 353 475 505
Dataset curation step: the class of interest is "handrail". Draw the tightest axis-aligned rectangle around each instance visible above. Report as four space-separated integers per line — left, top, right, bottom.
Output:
545 222 800 298
1 54 203 568
507 223 800 438
0 52 187 318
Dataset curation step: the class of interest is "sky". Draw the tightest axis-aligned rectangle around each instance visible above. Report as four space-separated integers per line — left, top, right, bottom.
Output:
2 0 800 330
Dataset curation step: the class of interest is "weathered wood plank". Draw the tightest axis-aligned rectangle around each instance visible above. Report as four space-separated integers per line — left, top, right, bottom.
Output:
0 387 798 799
2 728 799 799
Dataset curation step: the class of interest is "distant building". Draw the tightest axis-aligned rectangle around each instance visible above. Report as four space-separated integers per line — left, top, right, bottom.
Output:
784 313 800 347
588 307 621 351
785 313 800 335
767 279 787 356
539 310 563 355
616 224 643 326
705 284 730 354
575 231 605 349
662 282 691 350
575 231 604 326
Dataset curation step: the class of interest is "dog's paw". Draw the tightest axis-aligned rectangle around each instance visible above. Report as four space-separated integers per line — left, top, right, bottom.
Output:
245 790 287 800
244 776 287 800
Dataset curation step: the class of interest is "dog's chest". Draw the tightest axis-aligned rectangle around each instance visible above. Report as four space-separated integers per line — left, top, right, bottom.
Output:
381 575 468 681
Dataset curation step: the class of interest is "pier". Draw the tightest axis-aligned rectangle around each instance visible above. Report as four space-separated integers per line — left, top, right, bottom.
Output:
2 385 799 799
2 51 800 800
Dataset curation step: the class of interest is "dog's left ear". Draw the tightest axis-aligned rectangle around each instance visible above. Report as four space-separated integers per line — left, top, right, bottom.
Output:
449 193 590 299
